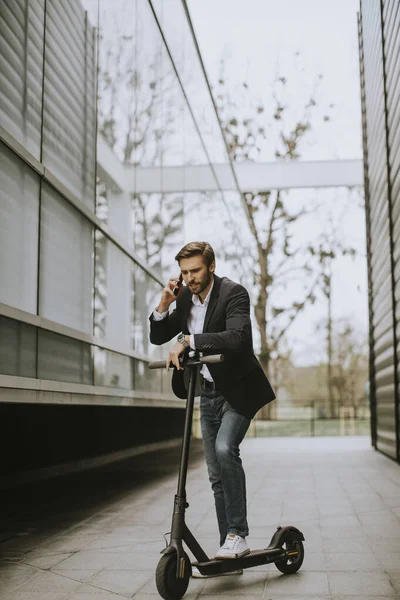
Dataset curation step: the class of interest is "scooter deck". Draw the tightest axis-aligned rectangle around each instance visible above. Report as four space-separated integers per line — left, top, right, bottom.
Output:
193 547 284 575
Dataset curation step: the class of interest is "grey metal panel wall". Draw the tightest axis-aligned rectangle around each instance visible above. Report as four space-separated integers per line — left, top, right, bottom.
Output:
360 0 397 459
382 0 400 461
42 0 96 208
0 0 45 157
358 12 377 447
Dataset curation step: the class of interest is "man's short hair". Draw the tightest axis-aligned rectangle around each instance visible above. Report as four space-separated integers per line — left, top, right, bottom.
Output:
175 242 215 268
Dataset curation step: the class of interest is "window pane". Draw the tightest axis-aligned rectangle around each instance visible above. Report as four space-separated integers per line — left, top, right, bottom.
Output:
0 142 39 313
37 329 92 383
0 0 45 158
94 231 133 350
42 0 97 208
93 346 132 389
97 0 137 164
134 359 161 394
39 183 94 333
132 193 184 278
133 266 163 359
0 316 37 377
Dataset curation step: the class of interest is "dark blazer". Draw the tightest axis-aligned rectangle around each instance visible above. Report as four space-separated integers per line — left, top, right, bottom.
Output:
149 274 275 419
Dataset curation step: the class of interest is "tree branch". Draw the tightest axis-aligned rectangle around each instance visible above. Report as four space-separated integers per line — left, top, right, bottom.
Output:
271 276 320 347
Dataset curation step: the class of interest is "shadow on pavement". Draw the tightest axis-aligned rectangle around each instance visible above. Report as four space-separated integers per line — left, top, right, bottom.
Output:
0 440 205 550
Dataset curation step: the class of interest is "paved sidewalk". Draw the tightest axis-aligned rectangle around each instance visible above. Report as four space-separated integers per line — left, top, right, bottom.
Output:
0 436 400 599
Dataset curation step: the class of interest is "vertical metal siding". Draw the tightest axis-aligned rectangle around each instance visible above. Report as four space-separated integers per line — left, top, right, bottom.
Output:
0 0 45 157
358 11 377 448
360 0 397 459
42 0 96 208
382 0 400 461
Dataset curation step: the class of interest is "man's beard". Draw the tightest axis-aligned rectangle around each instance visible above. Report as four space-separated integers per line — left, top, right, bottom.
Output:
194 270 212 296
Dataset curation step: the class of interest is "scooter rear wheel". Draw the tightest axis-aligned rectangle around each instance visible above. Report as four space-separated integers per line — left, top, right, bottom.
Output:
275 539 304 574
155 552 192 600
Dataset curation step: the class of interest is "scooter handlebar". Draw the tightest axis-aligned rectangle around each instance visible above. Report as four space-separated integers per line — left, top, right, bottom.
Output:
201 354 224 364
148 354 224 369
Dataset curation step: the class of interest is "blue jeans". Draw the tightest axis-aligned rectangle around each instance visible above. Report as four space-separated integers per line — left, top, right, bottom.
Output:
200 388 251 546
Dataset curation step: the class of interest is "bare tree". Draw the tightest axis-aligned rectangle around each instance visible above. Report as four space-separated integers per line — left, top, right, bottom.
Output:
216 66 333 415
314 208 358 417
329 320 368 413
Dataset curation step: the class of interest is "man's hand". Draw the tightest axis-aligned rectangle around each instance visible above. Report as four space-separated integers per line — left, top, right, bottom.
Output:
157 275 183 313
166 341 186 371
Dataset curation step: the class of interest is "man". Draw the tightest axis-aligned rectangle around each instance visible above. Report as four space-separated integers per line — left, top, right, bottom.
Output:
149 242 275 577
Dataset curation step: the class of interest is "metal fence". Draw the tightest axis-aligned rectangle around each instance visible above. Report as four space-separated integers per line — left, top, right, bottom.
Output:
249 404 370 437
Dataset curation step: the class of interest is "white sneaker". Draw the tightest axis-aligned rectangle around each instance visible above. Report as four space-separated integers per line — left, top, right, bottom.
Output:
215 534 250 559
191 565 243 578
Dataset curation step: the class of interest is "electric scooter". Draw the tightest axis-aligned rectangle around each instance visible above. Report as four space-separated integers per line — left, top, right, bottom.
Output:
149 353 305 600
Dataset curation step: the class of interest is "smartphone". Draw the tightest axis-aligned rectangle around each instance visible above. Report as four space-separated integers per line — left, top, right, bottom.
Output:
173 273 183 296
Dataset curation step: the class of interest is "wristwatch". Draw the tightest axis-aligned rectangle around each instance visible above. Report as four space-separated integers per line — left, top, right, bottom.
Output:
177 333 189 349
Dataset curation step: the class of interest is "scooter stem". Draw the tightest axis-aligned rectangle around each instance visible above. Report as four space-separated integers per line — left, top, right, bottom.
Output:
177 364 199 498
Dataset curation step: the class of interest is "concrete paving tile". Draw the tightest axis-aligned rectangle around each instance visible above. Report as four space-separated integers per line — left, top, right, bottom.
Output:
387 571 400 594
328 571 396 596
322 536 372 553
0 564 39 597
23 552 73 569
265 571 329 595
280 510 319 522
0 593 68 600
382 495 400 508
0 537 43 554
84 536 161 552
325 551 380 571
371 538 400 553
331 597 397 600
199 596 273 600
108 525 161 539
246 535 272 547
299 528 323 546
263 597 330 600
54 551 120 571
242 526 286 541
67 585 124 598
366 524 400 538
318 505 355 517
300 551 326 571
2 438 400 600
0 549 26 561
320 525 367 539
248 505 282 517
377 553 400 570
249 515 283 528
201 570 266 595
355 501 389 513
50 568 100 582
104 551 159 571
132 596 171 600
358 511 400 526
30 536 95 554
319 515 361 528
16 570 81 594
86 570 151 596
138 572 205 596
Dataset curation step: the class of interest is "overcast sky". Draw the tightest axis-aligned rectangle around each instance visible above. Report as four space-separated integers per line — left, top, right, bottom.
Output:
188 0 362 160
188 0 367 366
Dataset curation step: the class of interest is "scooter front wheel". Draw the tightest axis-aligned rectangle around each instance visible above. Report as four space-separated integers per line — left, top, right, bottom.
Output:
155 552 192 600
275 539 304 574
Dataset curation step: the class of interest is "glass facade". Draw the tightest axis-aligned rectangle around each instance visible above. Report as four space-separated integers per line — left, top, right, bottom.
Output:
0 0 45 159
0 143 40 313
0 0 248 403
